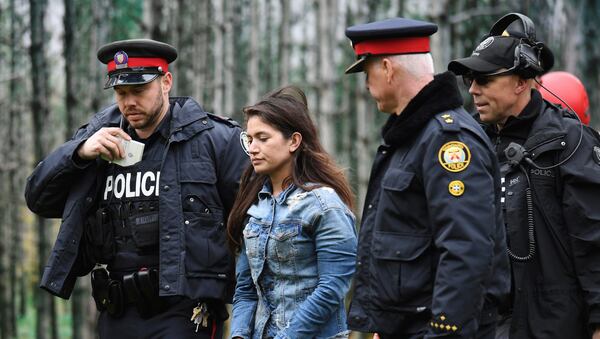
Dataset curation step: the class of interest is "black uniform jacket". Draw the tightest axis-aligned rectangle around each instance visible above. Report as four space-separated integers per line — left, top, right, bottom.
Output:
347 72 510 338
485 90 600 339
25 97 248 301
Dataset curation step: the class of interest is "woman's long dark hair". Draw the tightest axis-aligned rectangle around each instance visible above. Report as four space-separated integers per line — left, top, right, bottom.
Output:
227 86 355 253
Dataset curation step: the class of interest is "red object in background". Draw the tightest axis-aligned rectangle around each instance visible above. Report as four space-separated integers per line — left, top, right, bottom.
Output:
538 71 590 125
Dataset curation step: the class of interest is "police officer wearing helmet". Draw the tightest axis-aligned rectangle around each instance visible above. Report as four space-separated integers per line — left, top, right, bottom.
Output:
344 18 510 338
449 13 600 339
25 39 248 338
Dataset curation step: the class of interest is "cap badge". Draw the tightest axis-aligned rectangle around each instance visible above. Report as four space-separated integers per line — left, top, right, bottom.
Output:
114 51 129 69
240 131 250 156
475 37 494 52
438 141 471 172
593 146 600 165
448 180 465 197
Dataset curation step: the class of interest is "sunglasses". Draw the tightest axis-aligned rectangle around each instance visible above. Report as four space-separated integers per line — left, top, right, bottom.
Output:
462 69 513 87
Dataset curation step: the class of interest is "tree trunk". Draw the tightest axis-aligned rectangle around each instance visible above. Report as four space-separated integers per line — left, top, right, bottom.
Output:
316 0 336 153
192 0 210 105
8 0 21 334
90 0 110 113
148 0 168 43
428 0 451 73
63 1 92 338
264 0 274 91
224 0 235 115
29 1 56 338
278 0 290 85
212 0 224 113
247 0 260 104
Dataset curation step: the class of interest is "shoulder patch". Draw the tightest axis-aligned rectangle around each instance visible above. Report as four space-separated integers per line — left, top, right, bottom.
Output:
240 131 250 155
207 112 241 127
593 146 600 165
438 141 471 172
435 113 461 132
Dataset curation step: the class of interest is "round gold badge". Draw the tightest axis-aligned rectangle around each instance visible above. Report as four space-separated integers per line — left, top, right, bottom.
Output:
438 141 471 172
448 180 465 197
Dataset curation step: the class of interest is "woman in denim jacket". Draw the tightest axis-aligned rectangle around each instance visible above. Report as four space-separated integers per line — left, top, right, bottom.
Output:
228 86 357 339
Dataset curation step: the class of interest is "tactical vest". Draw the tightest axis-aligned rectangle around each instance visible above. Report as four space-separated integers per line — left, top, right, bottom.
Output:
99 124 169 274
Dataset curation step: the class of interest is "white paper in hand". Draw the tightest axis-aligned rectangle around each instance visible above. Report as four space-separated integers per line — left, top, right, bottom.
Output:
102 138 145 167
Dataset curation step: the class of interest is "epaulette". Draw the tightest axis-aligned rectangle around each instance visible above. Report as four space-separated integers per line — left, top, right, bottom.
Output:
434 112 460 132
207 112 241 128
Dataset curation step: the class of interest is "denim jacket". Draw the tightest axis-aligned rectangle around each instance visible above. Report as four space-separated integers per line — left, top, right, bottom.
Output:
230 183 357 339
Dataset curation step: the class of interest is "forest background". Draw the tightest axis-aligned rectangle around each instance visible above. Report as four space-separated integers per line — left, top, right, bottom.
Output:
0 0 598 338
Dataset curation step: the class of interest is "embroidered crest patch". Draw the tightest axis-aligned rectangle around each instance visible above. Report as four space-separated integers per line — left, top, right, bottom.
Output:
594 146 600 165
240 131 250 156
448 180 465 197
438 141 471 172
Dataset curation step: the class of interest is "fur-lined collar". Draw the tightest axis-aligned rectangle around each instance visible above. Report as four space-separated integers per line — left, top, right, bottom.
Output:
382 71 464 147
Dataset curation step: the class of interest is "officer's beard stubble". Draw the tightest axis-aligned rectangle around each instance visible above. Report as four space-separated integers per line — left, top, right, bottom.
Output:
123 82 166 135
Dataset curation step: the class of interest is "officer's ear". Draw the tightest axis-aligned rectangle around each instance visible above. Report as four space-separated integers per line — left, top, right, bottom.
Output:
514 76 531 95
160 72 173 94
381 57 394 84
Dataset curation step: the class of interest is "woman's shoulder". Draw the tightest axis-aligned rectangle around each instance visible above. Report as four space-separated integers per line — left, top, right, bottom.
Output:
304 186 351 213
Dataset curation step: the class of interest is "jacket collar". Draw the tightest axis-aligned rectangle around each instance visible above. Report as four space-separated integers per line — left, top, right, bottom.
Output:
90 97 213 143
258 180 298 205
167 97 213 142
522 91 568 150
480 90 569 157
484 89 541 141
381 71 463 148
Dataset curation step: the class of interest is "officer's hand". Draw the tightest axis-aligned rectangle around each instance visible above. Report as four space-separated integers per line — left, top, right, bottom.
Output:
593 328 600 339
77 127 131 161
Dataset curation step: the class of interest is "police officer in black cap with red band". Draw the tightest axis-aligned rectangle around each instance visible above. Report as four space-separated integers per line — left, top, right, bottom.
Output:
344 18 510 339
450 13 600 339
25 39 248 338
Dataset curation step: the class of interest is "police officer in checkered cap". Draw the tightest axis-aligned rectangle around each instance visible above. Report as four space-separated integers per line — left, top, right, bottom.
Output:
25 38 248 338
344 17 510 339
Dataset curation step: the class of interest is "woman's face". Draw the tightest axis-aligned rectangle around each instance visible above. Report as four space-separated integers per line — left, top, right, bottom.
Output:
246 116 298 180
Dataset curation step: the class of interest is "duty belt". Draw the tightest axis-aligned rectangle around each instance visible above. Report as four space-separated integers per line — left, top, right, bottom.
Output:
91 267 165 319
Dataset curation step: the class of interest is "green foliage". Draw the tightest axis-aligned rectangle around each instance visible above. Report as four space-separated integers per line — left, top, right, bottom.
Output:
109 0 144 41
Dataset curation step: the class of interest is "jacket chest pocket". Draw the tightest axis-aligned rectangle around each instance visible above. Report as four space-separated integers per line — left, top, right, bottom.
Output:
243 222 262 259
370 231 432 307
378 169 425 232
268 221 302 262
179 161 218 209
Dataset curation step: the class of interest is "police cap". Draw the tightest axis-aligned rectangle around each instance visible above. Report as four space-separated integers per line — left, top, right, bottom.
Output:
448 13 554 77
97 39 178 89
345 18 438 74
448 36 520 75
